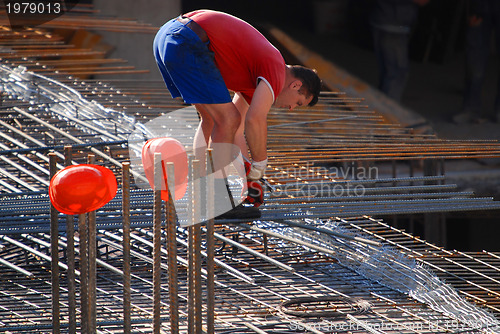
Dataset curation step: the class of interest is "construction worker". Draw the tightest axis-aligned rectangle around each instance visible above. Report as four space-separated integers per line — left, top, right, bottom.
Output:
153 9 321 211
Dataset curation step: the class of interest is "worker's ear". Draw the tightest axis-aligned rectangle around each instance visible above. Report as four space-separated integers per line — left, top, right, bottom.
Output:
289 80 303 90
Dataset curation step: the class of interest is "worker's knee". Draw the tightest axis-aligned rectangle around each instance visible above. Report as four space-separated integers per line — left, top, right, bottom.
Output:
213 108 241 133
200 103 241 137
200 115 214 130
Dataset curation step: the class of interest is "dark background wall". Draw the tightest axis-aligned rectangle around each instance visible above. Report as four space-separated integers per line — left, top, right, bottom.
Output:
182 0 468 65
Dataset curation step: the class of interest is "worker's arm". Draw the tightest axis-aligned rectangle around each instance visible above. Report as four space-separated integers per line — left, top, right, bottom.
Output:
244 80 274 177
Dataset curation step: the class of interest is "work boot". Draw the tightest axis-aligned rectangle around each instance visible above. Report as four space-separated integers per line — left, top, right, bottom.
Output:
215 203 261 220
211 177 260 220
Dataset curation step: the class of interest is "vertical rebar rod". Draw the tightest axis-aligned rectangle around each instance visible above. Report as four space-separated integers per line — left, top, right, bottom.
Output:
152 153 163 334
207 150 235 209
263 235 268 257
192 159 202 334
205 149 215 334
87 154 97 334
187 234 195 333
49 152 60 334
166 162 179 334
122 162 131 334
188 157 195 334
78 212 89 334
64 146 76 334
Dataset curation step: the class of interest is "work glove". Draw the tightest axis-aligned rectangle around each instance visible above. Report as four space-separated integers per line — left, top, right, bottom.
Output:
244 180 264 207
243 158 266 207
247 158 267 180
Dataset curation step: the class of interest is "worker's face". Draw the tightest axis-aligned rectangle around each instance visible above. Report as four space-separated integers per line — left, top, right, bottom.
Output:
274 80 313 111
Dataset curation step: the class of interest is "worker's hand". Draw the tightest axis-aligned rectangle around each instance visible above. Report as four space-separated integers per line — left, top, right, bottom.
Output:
245 180 264 207
247 158 267 180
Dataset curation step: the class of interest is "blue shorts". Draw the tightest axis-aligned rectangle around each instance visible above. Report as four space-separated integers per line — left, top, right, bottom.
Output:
153 17 232 104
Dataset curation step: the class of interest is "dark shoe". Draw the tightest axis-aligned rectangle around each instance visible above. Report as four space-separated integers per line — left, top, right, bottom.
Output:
215 203 261 220
453 111 474 124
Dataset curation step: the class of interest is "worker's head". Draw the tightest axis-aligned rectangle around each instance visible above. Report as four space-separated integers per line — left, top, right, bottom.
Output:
274 65 321 110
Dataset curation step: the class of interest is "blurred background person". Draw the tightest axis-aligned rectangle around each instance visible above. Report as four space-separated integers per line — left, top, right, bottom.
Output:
370 0 430 102
454 0 500 123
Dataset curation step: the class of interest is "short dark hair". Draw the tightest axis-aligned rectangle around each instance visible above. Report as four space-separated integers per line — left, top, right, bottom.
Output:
290 65 321 106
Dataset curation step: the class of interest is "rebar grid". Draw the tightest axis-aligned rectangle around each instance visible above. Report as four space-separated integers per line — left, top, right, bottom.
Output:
2 68 500 330
0 220 498 333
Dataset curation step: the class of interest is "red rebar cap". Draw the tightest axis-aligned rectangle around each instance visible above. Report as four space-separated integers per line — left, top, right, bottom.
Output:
49 164 118 215
141 137 188 201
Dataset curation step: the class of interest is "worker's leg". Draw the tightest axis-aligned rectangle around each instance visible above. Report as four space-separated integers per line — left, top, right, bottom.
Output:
464 16 491 117
387 32 410 102
196 101 250 216
193 102 242 173
195 96 248 157
199 102 241 144
374 29 410 102
195 102 241 174
372 28 387 94
193 104 213 157
192 104 213 176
